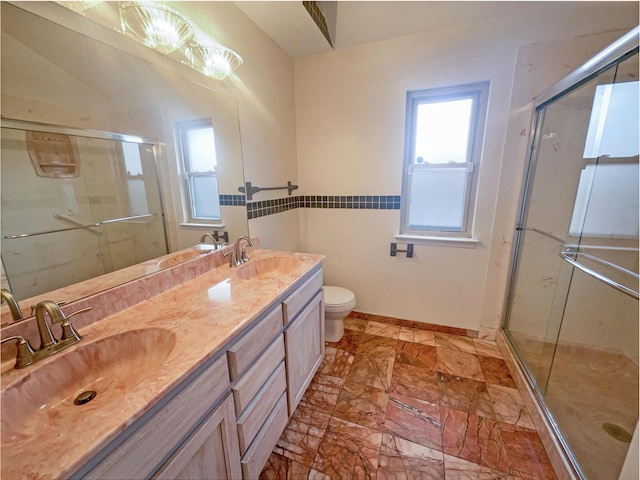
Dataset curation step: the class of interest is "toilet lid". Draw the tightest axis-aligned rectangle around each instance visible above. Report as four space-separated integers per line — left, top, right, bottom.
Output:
323 286 355 307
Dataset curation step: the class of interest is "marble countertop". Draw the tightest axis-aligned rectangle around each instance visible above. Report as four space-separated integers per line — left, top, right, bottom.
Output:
0 248 323 480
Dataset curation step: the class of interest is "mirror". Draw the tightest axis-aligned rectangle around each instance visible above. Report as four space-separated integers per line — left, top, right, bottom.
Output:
0 3 249 322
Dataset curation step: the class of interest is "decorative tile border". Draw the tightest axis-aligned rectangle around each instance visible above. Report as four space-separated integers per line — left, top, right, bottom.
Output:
300 195 401 210
246 195 401 219
247 196 299 219
219 194 246 206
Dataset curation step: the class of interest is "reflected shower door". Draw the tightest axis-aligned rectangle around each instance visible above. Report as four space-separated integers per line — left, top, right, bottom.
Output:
1 126 168 300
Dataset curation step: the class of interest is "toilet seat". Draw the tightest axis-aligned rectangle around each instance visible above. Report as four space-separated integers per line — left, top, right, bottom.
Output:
323 286 356 312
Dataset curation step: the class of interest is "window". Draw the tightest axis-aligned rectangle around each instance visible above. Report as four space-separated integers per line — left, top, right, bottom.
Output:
177 119 221 223
400 82 489 237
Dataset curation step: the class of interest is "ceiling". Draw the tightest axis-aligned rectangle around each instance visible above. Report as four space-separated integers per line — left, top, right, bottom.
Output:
234 1 577 58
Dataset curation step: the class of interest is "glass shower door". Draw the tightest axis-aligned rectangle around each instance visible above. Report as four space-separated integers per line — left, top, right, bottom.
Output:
504 42 638 479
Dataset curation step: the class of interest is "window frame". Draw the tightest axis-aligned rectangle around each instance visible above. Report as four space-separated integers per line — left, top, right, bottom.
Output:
177 118 222 225
399 81 489 238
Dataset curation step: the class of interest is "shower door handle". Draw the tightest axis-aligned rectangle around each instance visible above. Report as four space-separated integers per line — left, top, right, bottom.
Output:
559 250 639 300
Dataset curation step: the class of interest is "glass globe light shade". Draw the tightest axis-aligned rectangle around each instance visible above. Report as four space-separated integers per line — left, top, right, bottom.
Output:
120 2 194 55
187 42 243 80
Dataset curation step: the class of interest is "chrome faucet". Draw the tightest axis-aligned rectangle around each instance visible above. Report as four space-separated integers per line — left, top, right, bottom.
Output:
235 236 254 264
199 233 218 247
1 289 23 322
224 236 255 267
0 301 91 369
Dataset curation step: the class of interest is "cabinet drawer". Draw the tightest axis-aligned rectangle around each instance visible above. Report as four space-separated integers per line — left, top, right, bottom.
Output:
282 268 323 324
227 304 283 380
232 336 284 414
85 355 230 479
240 393 289 480
237 362 286 455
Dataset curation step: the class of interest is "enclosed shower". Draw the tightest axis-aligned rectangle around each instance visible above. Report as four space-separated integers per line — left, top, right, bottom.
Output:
503 29 638 479
1 120 168 301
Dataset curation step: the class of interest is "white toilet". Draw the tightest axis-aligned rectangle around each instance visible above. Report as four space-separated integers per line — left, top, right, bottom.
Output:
323 286 356 342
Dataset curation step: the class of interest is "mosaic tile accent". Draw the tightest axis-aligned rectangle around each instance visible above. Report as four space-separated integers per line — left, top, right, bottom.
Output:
219 194 246 206
247 196 299 219
299 195 401 210
246 195 401 219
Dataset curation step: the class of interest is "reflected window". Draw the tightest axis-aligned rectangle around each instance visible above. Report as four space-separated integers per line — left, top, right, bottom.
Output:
122 141 148 216
400 82 489 236
177 120 221 223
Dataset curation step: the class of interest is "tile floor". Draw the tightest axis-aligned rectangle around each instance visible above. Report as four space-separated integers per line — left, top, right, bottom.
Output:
260 314 557 480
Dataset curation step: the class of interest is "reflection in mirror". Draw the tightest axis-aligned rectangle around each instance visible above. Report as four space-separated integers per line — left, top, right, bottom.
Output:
0 3 248 323
1 123 169 302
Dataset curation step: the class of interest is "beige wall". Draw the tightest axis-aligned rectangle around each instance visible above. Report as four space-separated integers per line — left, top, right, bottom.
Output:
293 3 638 334
168 1 302 251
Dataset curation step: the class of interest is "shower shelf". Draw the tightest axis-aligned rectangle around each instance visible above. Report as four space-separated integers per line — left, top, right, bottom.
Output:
559 250 639 300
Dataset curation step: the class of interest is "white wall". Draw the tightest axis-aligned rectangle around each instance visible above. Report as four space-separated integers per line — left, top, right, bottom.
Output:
293 3 638 334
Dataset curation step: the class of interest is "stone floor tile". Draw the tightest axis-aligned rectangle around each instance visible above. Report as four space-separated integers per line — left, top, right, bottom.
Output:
473 339 503 359
399 327 437 346
438 372 495 418
312 417 382 479
384 393 442 450
436 348 485 382
377 433 445 479
319 346 354 378
479 356 517 388
395 340 438 370
486 384 535 430
366 320 401 339
299 373 344 415
440 406 556 479
390 362 440 403
333 381 389 430
327 328 370 355
274 404 332 467
344 316 369 332
436 333 477 353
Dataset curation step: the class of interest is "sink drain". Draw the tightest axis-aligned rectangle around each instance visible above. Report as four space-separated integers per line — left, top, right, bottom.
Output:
602 423 632 443
74 390 97 405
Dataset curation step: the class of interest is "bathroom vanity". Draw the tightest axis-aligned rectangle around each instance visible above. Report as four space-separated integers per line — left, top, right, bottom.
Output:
0 244 324 480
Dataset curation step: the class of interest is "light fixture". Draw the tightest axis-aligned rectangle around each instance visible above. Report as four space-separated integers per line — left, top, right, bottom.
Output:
119 1 194 55
186 42 243 80
56 1 102 13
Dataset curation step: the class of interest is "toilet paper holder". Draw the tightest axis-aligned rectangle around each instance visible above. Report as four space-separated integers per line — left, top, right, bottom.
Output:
390 243 413 258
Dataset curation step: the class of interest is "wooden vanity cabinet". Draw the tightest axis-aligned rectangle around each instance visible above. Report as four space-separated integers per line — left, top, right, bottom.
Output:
152 395 241 480
79 264 325 480
283 270 325 415
82 355 238 480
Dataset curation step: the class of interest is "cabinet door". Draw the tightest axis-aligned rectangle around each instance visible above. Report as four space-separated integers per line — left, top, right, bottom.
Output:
153 395 241 480
284 291 325 415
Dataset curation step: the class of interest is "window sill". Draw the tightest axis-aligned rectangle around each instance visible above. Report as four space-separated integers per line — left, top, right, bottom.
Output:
394 233 480 248
179 222 225 229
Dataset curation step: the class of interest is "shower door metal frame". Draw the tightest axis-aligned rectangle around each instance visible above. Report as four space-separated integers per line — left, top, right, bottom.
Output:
501 26 640 480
